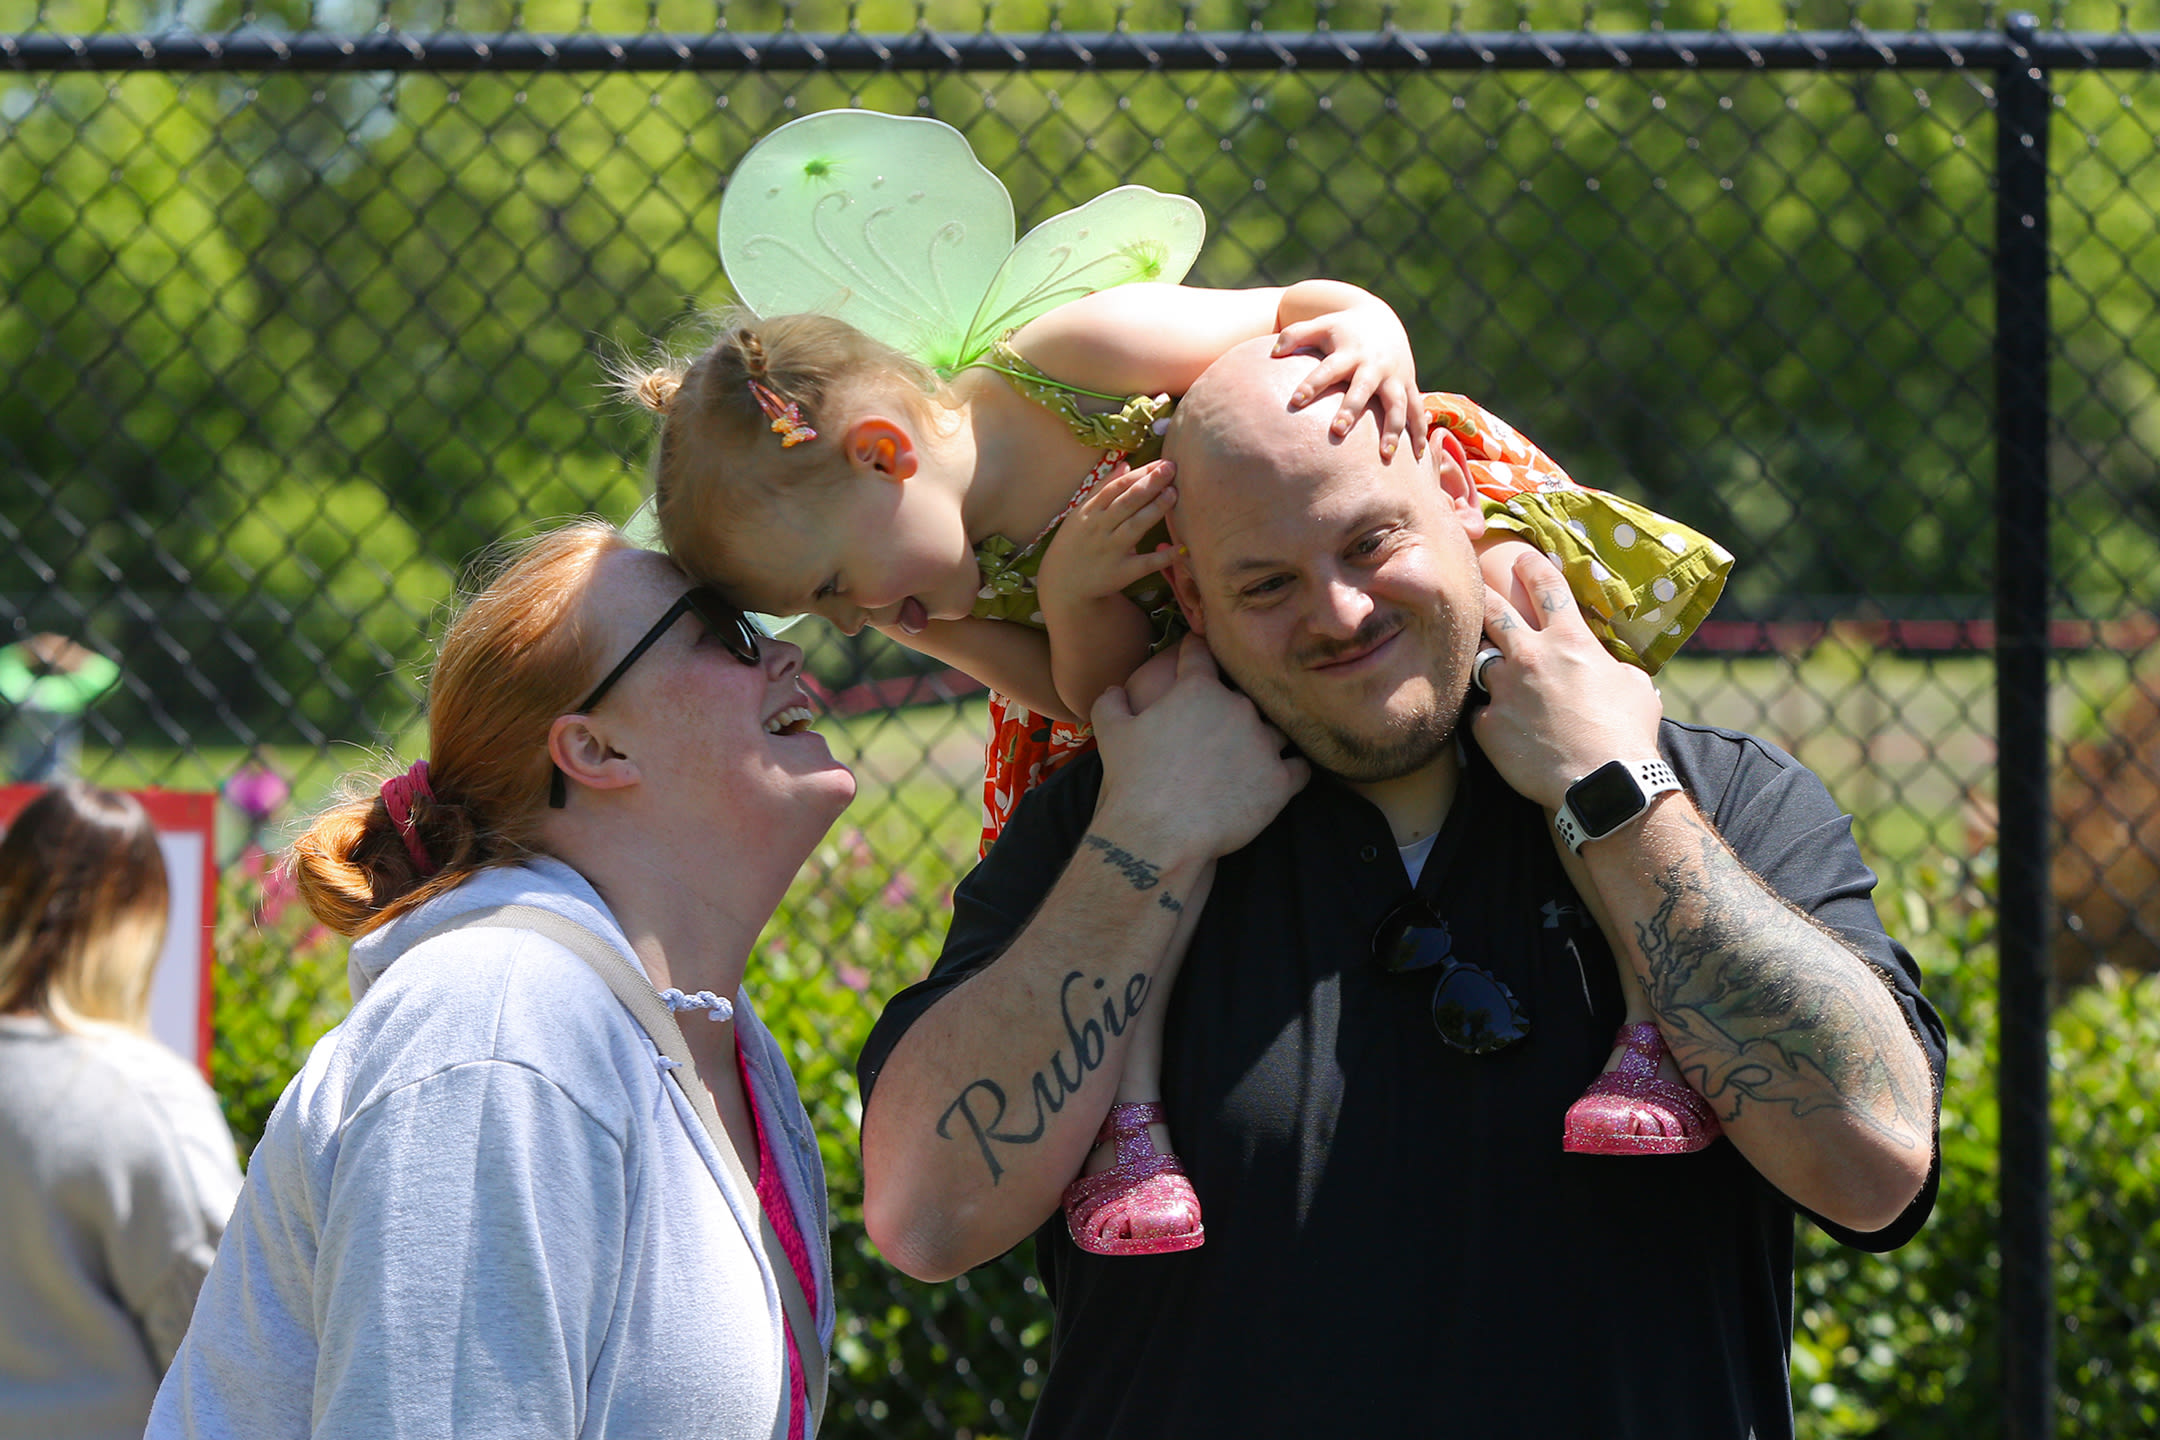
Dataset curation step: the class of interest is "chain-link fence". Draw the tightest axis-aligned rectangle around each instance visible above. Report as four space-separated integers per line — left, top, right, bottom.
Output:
3 2 2156 1435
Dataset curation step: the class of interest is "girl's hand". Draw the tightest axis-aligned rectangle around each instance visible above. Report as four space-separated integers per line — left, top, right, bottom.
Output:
1274 302 1426 461
1035 459 1181 617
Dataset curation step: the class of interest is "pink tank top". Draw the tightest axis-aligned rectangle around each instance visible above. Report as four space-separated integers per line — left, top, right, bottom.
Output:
736 1045 818 1440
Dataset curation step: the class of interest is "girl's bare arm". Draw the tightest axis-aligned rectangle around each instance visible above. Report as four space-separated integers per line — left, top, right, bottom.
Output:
1035 462 1183 720
1010 280 1422 456
875 616 1078 723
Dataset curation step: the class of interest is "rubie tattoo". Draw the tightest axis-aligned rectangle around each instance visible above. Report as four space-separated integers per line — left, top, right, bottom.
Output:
936 969 1150 1183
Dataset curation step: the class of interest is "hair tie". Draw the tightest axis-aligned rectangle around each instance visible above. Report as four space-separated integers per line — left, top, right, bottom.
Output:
748 379 817 448
379 760 440 878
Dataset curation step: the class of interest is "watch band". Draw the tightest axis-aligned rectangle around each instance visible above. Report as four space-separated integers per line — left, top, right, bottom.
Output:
1555 758 1682 854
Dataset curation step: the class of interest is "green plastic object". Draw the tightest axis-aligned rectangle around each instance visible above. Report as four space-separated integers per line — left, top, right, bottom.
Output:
718 109 1205 377
0 645 119 715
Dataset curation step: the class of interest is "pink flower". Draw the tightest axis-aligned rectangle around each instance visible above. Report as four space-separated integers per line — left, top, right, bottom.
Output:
224 762 291 821
880 875 916 908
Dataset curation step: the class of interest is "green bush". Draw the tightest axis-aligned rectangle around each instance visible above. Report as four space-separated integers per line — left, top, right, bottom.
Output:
210 847 351 1151
208 840 2160 1440
755 826 1052 1439
1792 861 2160 1440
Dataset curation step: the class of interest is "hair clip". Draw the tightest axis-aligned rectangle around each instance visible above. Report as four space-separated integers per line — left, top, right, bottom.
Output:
748 379 816 448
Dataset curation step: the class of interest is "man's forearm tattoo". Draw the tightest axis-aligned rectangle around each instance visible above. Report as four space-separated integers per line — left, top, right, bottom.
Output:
935 968 1151 1183
1635 815 1933 1150
1082 832 1182 912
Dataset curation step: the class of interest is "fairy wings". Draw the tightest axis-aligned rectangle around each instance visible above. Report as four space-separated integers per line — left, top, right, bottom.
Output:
716 108 1207 377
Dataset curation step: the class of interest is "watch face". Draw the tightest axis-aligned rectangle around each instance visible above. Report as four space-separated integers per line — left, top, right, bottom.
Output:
1570 760 1647 839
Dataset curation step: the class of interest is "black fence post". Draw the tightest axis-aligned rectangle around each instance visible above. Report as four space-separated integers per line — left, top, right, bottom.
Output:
1994 13 2055 1440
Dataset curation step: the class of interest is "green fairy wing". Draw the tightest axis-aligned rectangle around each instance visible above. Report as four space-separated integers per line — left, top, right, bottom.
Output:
718 109 1014 371
953 185 1204 372
719 109 1205 376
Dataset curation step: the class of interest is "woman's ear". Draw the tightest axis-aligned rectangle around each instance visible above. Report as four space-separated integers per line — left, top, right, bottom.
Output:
547 714 640 801
842 417 918 482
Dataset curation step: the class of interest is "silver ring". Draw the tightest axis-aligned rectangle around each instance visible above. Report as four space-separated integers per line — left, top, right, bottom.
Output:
1472 646 1504 694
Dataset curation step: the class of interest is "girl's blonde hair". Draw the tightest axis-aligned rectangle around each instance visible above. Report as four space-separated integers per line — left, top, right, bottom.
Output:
289 519 630 938
0 781 170 1032
621 311 944 586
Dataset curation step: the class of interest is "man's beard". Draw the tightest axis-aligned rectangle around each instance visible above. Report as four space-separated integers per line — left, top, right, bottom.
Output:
1220 609 1479 783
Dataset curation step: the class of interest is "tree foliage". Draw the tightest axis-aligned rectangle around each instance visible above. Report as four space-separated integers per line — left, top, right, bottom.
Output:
4 10 2156 752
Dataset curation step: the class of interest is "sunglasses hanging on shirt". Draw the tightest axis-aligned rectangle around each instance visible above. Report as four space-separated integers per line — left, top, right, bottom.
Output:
1370 895 1529 1055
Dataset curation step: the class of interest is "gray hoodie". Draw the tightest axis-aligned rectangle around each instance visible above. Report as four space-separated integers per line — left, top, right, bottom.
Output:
148 858 833 1440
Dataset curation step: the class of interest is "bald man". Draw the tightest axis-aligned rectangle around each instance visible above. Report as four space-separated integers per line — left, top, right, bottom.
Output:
857 338 1943 1439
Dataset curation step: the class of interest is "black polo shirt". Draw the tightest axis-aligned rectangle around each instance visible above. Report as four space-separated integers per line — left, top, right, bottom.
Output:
858 720 1946 1440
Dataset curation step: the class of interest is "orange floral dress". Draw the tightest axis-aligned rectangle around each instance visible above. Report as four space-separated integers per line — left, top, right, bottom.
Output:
1423 394 1732 674
968 342 1178 855
968 375 1732 856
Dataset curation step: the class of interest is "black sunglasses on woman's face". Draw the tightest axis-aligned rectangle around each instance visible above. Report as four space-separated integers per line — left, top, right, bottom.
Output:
547 587 765 808
1371 894 1529 1054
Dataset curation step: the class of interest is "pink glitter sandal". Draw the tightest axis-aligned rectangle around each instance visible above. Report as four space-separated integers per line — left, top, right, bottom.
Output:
1563 1022 1724 1155
1062 1102 1206 1255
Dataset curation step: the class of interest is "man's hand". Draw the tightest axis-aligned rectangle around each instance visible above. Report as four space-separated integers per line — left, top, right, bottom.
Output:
1472 553 1935 1233
861 637 1305 1280
1092 634 1309 864
1469 548 1663 811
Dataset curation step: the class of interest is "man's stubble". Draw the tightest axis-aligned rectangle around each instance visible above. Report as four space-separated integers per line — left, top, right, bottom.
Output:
1212 604 1482 785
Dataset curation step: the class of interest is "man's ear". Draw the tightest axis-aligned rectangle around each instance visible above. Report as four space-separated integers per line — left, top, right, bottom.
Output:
842 417 918 482
1166 548 1208 637
547 715 640 801
1429 429 1488 541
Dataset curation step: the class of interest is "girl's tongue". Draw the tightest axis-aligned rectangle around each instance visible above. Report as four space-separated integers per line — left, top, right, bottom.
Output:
897 596 929 634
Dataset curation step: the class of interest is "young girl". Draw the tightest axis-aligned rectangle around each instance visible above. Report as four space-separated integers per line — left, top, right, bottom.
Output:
627 280 1731 1257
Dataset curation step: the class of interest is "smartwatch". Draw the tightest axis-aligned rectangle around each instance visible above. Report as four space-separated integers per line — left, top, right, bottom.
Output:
1554 758 1682 854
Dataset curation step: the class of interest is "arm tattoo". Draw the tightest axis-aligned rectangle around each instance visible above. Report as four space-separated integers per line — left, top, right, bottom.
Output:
935 969 1151 1182
1082 832 1183 911
1634 814 1933 1151
933 832 1189 1181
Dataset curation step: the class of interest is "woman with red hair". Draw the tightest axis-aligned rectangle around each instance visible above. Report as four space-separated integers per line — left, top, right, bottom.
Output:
150 520 854 1439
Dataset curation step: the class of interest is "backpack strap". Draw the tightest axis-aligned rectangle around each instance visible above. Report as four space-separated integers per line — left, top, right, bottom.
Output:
408 903 827 1438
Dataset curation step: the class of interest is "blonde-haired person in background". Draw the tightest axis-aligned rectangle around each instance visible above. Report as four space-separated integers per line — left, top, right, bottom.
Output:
149 519 852 1440
0 781 243 1440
